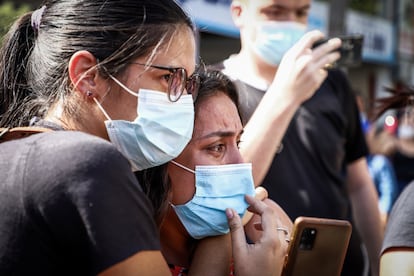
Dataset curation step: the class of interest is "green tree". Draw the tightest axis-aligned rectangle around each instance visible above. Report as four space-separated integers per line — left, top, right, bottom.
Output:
317 0 381 16
350 0 380 15
0 2 30 41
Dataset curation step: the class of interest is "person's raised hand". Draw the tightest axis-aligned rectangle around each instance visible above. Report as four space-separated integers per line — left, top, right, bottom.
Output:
227 195 289 276
271 30 342 106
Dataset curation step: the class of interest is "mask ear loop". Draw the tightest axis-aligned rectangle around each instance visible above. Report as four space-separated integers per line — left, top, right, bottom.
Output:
93 97 112 121
169 160 196 208
170 160 195 174
108 74 139 97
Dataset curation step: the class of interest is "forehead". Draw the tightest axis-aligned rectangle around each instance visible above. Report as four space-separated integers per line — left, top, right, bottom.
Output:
148 27 197 74
248 0 311 12
193 93 241 139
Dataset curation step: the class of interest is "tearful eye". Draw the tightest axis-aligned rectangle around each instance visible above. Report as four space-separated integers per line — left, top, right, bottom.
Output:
209 144 225 153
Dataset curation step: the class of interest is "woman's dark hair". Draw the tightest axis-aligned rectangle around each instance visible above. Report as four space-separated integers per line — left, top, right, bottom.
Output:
0 0 194 127
194 69 240 118
137 68 240 225
373 85 414 120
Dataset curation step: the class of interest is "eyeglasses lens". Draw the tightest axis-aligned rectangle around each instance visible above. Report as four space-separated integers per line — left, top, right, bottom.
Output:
167 68 200 102
168 68 186 102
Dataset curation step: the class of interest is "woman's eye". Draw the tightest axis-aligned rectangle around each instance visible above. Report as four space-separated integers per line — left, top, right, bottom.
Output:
209 144 225 153
162 74 172 82
297 10 309 18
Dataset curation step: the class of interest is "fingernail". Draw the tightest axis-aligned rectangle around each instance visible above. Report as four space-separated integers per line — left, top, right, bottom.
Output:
329 38 341 45
226 208 234 219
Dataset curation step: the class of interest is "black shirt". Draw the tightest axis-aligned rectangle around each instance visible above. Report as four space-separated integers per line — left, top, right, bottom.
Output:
214 61 369 276
0 130 160 275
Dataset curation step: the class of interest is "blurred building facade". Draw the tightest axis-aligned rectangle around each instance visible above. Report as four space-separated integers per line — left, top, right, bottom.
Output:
178 0 414 117
6 0 414 116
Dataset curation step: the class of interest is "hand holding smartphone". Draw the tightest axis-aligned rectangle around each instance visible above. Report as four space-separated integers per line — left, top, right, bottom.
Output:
312 34 364 68
281 216 352 276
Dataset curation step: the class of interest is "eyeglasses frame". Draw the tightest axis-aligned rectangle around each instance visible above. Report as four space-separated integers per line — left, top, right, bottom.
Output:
132 62 200 102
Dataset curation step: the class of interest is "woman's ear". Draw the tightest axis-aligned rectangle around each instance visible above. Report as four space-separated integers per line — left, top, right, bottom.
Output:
68 50 99 99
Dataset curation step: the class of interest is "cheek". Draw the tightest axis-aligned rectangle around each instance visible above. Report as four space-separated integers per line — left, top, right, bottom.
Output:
297 17 308 25
169 168 196 205
118 93 138 121
101 85 138 121
172 182 196 205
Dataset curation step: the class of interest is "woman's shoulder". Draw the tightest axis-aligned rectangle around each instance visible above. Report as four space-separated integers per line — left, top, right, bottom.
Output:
39 131 132 176
36 130 125 163
2 130 133 187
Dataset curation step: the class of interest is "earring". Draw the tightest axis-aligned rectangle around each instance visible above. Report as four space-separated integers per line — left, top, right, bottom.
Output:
86 91 93 97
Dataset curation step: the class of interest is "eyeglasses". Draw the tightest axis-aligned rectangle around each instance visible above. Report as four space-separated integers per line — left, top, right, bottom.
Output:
132 62 200 102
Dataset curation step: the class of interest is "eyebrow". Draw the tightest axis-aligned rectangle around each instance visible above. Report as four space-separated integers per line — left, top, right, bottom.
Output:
272 4 311 11
195 129 244 141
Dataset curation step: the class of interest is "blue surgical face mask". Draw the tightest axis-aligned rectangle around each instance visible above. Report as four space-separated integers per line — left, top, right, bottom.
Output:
94 75 194 171
252 21 307 66
170 160 256 239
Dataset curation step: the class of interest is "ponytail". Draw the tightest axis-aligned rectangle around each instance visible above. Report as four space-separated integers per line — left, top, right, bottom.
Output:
0 12 36 127
1 0 194 128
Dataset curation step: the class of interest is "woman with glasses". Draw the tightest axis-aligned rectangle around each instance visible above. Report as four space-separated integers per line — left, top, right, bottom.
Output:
0 0 231 275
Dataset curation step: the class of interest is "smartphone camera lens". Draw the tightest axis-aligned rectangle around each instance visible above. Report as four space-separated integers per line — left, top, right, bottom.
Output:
299 228 317 250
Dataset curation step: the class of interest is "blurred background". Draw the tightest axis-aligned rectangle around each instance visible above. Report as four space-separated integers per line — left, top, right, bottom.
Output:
1 0 413 120
1 0 413 202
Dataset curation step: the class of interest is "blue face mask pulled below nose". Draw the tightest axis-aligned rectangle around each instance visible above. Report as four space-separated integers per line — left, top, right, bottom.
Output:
253 21 307 66
170 161 256 239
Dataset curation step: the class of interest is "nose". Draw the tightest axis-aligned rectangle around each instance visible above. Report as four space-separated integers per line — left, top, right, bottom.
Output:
285 11 298 21
226 146 245 164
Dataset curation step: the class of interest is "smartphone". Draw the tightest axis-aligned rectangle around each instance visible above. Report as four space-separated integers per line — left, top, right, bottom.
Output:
312 34 364 68
281 216 352 276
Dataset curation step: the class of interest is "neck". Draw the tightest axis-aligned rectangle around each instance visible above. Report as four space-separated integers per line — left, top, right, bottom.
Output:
160 206 196 267
232 49 278 87
45 100 109 140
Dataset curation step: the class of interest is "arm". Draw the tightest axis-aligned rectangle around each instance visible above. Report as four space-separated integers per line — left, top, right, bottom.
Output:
347 157 384 276
240 30 342 186
375 157 398 214
99 251 171 276
380 182 414 276
380 249 414 276
189 234 232 276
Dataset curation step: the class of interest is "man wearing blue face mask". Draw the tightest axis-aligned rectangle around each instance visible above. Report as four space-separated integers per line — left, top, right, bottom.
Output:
210 0 383 275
